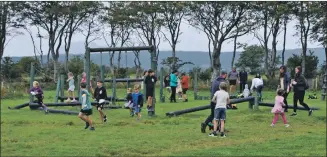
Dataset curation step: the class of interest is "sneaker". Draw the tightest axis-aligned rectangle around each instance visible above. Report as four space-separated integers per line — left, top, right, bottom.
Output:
201 122 206 133
209 132 218 137
220 133 226 138
308 109 313 116
44 110 49 114
103 115 107 122
84 122 90 129
270 124 275 127
71 99 77 102
285 124 290 128
290 113 297 116
90 127 95 131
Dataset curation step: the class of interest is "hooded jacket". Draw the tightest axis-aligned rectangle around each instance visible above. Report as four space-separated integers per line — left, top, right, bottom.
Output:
210 76 226 99
243 84 250 98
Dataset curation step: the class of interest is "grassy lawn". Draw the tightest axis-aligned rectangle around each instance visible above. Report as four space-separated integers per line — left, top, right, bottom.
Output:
1 88 326 156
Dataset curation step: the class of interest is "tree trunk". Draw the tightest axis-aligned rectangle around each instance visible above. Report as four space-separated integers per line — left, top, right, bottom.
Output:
302 44 307 76
0 2 8 60
118 51 121 69
172 44 176 70
211 43 222 81
231 33 238 69
282 18 287 65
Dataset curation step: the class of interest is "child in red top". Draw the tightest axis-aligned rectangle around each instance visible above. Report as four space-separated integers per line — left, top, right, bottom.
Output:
271 89 290 127
181 73 189 102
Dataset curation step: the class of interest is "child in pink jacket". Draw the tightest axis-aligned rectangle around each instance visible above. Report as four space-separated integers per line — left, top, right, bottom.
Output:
271 89 290 127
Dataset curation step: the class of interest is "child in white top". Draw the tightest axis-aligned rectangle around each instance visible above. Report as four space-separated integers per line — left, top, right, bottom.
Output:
241 84 250 98
250 73 264 102
209 82 230 138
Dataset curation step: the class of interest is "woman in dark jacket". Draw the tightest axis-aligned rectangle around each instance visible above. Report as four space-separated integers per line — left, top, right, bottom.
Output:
290 66 313 116
279 66 291 112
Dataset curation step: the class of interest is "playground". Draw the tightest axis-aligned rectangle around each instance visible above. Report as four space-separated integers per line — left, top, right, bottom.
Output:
1 87 326 156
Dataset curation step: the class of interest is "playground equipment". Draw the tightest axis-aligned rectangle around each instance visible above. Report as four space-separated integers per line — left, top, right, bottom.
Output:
85 45 158 116
166 96 320 117
192 68 210 100
166 97 256 117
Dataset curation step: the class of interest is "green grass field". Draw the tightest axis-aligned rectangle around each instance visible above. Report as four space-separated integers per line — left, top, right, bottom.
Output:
1 89 326 156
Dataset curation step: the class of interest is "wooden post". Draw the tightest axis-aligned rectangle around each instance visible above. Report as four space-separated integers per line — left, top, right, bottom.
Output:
254 96 259 110
112 74 116 105
193 68 198 100
77 75 81 101
55 78 61 103
100 65 105 84
29 62 35 103
60 74 65 101
85 48 91 92
160 67 164 102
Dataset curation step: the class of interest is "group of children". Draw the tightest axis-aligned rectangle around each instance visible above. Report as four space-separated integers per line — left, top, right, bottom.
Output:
29 70 160 131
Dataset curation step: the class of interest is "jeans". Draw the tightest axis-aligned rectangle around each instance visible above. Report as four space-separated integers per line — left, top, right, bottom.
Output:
283 92 289 111
239 82 246 93
256 85 263 102
204 102 216 125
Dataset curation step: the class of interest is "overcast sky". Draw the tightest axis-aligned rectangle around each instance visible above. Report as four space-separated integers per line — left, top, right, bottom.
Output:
3 19 322 57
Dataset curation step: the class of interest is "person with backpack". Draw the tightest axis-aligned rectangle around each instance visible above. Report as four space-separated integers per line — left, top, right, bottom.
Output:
290 66 313 116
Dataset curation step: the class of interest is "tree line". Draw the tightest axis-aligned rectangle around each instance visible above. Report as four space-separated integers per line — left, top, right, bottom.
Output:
1 1 327 81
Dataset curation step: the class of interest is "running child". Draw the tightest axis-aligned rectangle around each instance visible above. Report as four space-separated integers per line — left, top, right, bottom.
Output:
93 80 107 123
29 81 48 114
144 69 157 109
132 84 144 121
78 82 95 131
66 72 77 102
209 82 230 138
124 88 134 116
271 89 290 127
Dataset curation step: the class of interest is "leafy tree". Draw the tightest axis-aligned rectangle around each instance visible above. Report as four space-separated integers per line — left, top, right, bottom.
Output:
161 2 186 70
286 50 319 78
63 1 103 72
22 2 70 81
235 45 265 73
0 2 25 59
128 1 165 73
187 2 255 81
1 57 21 80
16 57 40 74
160 57 194 71
292 1 317 75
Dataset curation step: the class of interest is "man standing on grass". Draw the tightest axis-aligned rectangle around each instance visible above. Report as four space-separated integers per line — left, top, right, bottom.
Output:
201 71 227 133
239 68 248 93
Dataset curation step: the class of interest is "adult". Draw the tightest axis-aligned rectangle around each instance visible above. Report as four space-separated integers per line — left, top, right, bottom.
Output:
279 66 291 112
290 66 313 116
169 70 178 103
250 73 264 102
228 67 239 95
181 73 189 102
141 71 148 90
239 68 248 93
201 71 227 133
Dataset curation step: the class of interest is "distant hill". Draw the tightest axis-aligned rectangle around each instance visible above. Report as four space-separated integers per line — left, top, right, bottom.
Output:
9 44 326 72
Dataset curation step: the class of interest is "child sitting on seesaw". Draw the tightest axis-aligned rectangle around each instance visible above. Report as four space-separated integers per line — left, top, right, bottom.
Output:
29 81 48 114
271 89 290 128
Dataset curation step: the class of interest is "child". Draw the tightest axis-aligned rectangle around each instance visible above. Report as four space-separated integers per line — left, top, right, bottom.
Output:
209 82 230 138
177 77 183 100
81 72 94 96
271 89 290 127
93 80 107 123
29 81 48 114
124 88 134 116
242 84 250 98
144 69 157 109
132 84 144 121
78 82 95 131
66 72 77 102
